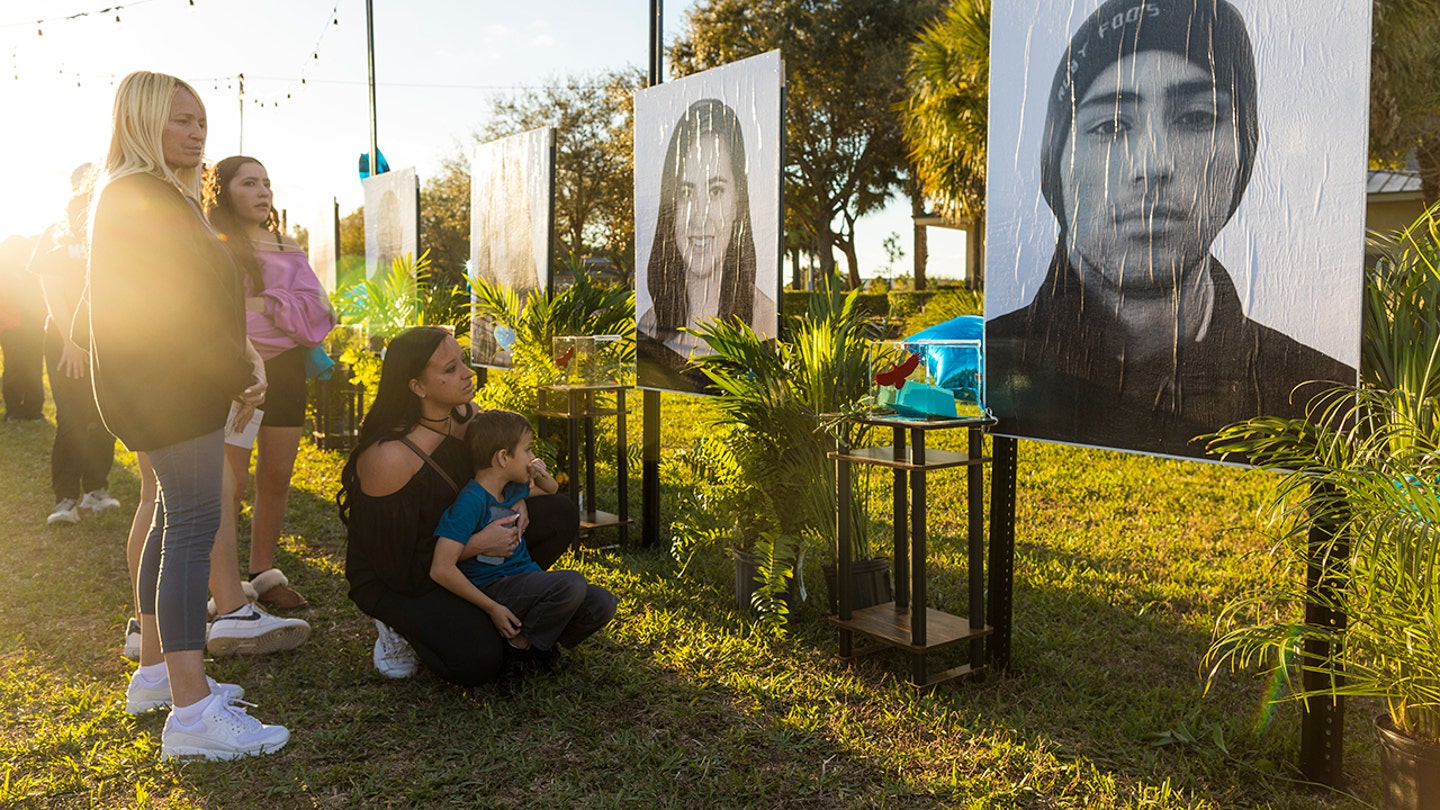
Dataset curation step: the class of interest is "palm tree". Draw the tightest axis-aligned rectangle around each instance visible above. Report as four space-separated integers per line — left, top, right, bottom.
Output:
1371 0 1440 205
897 0 989 225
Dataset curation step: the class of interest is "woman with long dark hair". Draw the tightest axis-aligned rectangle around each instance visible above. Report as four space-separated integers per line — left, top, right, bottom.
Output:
638 98 775 388
204 155 335 617
338 327 579 683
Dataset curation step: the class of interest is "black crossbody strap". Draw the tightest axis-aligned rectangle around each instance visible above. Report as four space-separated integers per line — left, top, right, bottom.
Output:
399 436 460 494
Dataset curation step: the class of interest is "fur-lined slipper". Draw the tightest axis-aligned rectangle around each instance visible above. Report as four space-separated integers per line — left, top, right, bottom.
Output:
252 567 309 610
207 580 259 617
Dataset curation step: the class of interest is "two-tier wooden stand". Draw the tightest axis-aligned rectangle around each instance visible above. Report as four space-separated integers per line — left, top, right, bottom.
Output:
830 415 993 689
538 383 632 544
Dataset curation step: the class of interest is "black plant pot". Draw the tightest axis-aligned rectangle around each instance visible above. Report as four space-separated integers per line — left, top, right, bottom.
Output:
732 549 799 614
1377 714 1440 810
822 557 894 614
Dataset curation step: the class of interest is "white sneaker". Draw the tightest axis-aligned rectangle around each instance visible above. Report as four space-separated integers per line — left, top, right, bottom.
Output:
126 672 245 714
373 619 418 679
79 488 121 512
207 603 311 656
46 499 80 525
160 696 289 761
122 617 142 661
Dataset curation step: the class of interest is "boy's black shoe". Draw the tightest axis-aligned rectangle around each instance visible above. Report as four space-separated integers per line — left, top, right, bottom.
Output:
532 645 570 674
497 650 527 697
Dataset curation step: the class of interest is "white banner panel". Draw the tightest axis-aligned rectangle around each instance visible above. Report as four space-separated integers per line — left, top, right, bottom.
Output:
634 50 784 393
310 197 337 294
363 167 419 281
985 0 1367 460
468 127 555 368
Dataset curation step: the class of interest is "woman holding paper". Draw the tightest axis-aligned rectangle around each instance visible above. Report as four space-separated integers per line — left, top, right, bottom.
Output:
204 155 336 612
88 71 287 759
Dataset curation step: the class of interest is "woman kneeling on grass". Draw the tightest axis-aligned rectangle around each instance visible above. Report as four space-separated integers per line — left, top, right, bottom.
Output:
337 326 585 684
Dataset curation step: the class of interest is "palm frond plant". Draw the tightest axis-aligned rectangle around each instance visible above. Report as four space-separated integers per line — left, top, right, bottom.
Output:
469 256 635 424
688 280 882 630
332 250 466 401
1204 206 1440 800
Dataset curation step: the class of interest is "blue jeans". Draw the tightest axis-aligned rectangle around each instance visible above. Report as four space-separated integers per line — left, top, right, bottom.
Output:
138 429 224 653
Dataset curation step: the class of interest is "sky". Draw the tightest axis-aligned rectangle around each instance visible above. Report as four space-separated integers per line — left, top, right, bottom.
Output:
0 0 964 281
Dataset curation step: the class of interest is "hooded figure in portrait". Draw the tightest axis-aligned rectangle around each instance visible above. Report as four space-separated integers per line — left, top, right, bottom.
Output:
985 0 1355 458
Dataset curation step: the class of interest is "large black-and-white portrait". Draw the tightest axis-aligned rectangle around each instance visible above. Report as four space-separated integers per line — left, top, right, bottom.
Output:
310 198 338 293
635 50 784 394
363 167 419 281
468 128 555 368
985 0 1367 459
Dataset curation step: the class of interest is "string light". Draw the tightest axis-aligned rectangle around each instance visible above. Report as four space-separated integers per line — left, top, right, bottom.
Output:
4 1 163 29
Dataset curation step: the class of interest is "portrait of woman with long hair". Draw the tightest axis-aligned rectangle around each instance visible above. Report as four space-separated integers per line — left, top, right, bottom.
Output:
638 98 777 390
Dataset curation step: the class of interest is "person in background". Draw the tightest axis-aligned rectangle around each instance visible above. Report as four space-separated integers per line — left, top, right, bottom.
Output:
88 70 286 760
204 155 336 612
0 233 45 421
28 164 121 526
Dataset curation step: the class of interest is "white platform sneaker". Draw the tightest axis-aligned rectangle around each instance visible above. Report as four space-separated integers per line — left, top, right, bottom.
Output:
207 603 311 656
160 696 289 761
373 619 418 679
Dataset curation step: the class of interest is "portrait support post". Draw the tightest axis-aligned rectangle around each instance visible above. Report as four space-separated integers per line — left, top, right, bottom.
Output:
987 435 1016 672
641 0 664 548
1300 483 1346 786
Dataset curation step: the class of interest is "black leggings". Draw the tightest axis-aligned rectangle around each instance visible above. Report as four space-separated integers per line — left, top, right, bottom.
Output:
365 494 580 686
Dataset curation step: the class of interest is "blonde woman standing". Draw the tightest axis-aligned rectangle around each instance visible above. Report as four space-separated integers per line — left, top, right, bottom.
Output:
87 70 287 760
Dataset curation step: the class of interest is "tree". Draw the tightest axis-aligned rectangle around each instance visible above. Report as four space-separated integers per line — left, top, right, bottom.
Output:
897 0 988 224
671 0 943 289
419 147 473 290
336 204 366 291
1371 0 1440 205
897 0 989 290
480 69 644 274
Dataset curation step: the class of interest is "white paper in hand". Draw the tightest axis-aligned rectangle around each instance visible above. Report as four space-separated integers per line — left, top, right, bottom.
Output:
224 403 264 448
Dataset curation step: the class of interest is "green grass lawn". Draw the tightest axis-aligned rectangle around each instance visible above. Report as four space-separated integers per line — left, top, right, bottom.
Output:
0 388 1383 808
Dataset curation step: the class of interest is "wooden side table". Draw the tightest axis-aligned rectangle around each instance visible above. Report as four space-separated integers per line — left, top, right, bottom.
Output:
830 415 992 688
538 383 632 544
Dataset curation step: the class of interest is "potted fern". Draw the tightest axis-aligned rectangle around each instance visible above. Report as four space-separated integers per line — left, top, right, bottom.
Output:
1205 208 1440 809
688 281 891 629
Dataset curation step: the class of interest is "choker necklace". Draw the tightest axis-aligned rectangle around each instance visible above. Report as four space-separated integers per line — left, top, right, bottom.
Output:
417 413 451 435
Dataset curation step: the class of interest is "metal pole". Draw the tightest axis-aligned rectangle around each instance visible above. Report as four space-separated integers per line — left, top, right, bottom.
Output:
641 0 664 547
649 0 664 85
365 0 378 177
237 73 244 153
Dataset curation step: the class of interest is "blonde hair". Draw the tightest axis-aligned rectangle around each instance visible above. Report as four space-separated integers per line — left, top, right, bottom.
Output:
100 70 206 200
